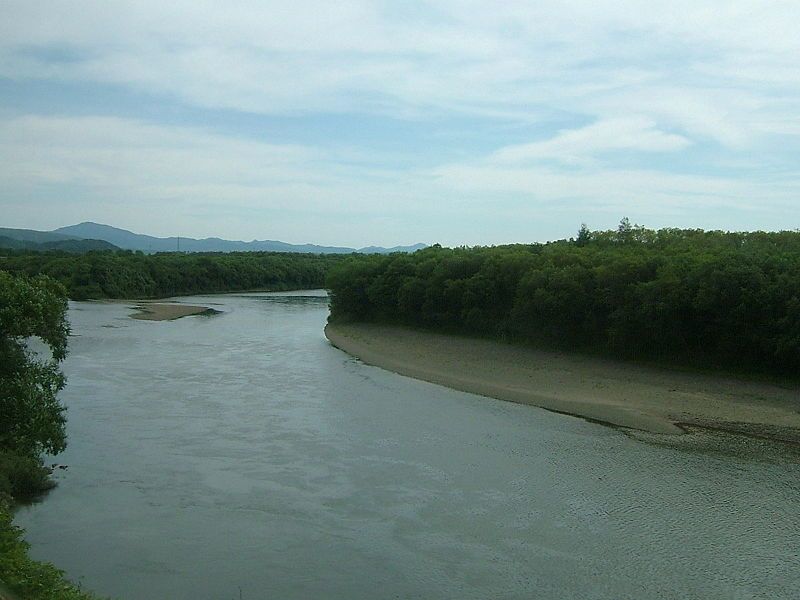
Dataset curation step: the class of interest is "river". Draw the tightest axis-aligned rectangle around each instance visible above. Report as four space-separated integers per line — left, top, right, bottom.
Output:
14 291 800 599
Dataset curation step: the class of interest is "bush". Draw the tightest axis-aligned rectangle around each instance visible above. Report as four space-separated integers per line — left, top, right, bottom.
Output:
0 451 55 503
0 272 102 598
0 502 101 600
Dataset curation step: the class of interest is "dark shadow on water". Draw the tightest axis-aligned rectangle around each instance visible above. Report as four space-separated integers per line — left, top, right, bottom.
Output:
249 295 329 308
625 426 800 464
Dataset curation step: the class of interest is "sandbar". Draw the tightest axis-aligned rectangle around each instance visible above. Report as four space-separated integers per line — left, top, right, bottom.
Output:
325 322 800 440
129 302 216 321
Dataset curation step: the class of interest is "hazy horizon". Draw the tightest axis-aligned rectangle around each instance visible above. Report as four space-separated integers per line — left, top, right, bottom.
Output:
6 218 800 252
9 220 429 249
1 2 798 247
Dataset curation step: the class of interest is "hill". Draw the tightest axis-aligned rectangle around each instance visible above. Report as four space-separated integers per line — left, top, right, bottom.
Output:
0 227 81 244
39 238 119 252
54 222 426 254
0 230 118 252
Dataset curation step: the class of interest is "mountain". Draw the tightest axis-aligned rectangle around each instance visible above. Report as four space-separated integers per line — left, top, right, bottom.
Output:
0 228 119 252
358 243 427 253
0 227 82 244
53 222 426 254
39 239 120 252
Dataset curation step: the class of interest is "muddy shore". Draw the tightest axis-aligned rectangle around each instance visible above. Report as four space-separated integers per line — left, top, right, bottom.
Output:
326 322 800 441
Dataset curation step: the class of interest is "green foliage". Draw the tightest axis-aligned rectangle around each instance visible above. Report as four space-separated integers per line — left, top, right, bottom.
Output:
1 502 101 599
0 273 101 599
0 273 70 461
0 236 118 253
327 223 800 376
0 451 55 502
0 250 345 300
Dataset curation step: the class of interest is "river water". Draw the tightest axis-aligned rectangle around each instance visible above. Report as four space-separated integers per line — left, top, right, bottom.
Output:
14 291 800 600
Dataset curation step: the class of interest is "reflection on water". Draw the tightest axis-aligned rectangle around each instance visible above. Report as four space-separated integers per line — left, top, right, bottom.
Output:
15 291 800 600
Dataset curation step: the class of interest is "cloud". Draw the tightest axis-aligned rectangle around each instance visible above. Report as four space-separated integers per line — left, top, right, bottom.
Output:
431 110 800 222
434 163 773 207
1 2 800 244
0 114 449 244
0 114 316 188
1 1 798 142
489 117 690 165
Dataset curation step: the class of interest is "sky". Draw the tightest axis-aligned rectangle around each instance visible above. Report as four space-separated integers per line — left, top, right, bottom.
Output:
0 1 798 247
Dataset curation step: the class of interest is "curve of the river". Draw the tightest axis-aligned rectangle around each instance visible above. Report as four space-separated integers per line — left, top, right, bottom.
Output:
15 291 800 600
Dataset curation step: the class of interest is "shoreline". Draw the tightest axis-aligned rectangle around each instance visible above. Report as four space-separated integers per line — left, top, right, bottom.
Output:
325 322 800 441
82 285 326 303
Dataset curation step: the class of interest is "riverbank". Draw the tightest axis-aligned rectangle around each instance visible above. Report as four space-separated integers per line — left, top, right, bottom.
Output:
0 501 99 600
129 302 218 321
325 322 800 441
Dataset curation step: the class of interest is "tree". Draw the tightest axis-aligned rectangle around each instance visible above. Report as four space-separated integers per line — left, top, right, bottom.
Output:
325 224 800 375
0 272 70 460
576 223 591 246
0 273 107 599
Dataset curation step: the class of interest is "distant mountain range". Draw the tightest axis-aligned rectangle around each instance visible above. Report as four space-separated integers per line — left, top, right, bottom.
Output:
0 228 119 252
0 222 427 255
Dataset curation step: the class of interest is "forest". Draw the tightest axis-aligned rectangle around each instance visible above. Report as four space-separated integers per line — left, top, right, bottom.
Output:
327 221 800 376
0 249 345 300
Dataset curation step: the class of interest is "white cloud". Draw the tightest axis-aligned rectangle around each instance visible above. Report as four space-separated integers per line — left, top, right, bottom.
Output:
1 1 798 144
490 117 690 165
0 115 315 188
1 2 800 244
434 163 771 207
1 110 799 246
0 114 447 244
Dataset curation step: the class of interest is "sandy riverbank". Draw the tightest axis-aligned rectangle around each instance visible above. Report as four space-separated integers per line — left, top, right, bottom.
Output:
325 322 800 440
129 302 217 321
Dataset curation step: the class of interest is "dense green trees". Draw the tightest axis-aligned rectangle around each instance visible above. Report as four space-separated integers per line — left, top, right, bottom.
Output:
327 224 800 376
0 272 70 480
0 250 344 300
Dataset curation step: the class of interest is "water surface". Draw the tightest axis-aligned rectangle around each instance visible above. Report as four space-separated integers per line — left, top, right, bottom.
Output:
16 291 800 599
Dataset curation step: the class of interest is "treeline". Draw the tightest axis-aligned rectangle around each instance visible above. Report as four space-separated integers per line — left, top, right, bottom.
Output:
0 249 346 299
327 222 800 376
